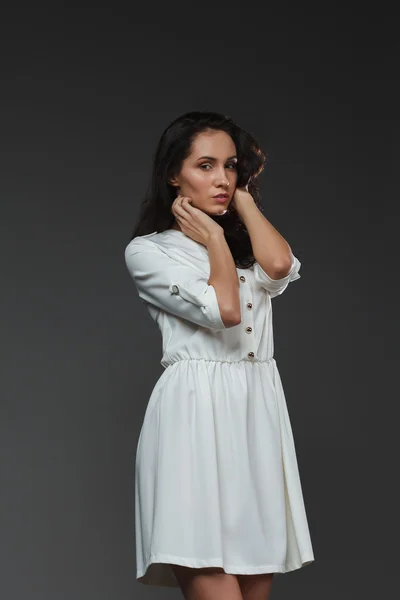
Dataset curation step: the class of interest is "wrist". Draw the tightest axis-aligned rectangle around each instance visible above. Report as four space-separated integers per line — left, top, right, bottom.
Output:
205 228 225 247
234 196 257 219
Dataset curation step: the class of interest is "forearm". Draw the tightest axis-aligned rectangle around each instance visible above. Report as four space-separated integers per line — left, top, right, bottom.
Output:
206 232 241 325
235 199 292 277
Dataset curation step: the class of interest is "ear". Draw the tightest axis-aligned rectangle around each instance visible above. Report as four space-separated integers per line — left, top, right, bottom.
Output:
168 175 180 186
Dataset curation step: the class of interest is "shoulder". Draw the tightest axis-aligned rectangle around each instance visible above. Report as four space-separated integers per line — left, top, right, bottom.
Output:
124 233 164 257
124 232 191 271
125 231 207 259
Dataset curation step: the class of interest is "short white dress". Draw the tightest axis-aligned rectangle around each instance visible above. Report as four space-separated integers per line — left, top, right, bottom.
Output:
124 229 314 588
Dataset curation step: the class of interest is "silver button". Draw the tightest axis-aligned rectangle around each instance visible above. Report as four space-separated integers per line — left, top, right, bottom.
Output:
239 275 246 282
246 302 252 309
171 285 179 294
248 351 255 359
245 326 252 333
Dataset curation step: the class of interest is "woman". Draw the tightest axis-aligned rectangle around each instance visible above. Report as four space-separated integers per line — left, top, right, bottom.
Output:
124 110 314 599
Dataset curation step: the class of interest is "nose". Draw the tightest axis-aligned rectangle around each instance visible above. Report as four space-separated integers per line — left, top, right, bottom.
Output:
214 168 230 188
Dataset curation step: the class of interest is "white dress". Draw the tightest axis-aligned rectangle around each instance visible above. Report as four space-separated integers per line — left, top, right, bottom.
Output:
124 229 314 588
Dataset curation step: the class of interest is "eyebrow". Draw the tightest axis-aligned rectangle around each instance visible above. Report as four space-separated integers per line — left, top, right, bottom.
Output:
197 155 237 161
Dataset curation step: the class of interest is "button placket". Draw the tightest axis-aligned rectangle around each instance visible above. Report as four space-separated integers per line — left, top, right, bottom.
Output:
238 272 256 360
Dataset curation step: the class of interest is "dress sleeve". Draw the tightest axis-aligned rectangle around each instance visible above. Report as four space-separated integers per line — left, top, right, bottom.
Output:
253 251 301 298
124 239 227 331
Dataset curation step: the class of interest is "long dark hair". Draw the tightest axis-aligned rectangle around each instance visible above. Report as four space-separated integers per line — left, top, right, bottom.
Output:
129 110 267 268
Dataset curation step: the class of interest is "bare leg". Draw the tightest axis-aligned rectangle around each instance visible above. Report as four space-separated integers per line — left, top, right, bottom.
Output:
170 565 243 600
237 573 274 600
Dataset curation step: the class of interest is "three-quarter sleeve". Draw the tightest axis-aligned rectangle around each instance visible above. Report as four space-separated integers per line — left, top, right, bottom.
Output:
124 239 227 331
253 251 301 298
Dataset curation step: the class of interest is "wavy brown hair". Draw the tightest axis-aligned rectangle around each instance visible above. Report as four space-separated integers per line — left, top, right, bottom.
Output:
129 110 267 268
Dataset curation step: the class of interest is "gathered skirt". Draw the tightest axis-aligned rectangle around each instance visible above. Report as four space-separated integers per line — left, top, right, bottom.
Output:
134 357 314 587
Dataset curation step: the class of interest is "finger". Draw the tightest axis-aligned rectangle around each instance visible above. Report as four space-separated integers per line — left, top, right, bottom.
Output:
174 202 190 218
171 195 183 213
180 198 195 212
174 197 189 211
179 203 195 218
172 196 191 216
174 195 183 207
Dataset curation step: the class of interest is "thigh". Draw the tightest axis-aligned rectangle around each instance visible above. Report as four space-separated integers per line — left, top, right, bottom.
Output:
237 573 275 600
169 564 243 600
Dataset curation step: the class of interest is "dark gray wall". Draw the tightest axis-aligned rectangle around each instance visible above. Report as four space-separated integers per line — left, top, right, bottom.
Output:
1 3 398 599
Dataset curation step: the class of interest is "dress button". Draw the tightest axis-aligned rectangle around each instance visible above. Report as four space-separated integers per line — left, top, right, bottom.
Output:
171 285 179 294
239 275 246 282
248 351 255 359
246 302 252 309
245 326 252 333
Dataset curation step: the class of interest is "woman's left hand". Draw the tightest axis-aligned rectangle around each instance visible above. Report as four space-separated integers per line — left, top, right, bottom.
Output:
231 183 254 213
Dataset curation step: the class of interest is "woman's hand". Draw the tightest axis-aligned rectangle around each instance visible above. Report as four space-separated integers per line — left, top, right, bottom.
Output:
171 195 224 246
231 183 254 213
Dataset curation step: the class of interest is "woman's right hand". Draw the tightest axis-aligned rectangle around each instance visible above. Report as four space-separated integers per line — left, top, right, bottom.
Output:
171 195 225 246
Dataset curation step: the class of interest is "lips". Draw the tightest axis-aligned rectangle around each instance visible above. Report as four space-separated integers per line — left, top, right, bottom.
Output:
213 195 229 199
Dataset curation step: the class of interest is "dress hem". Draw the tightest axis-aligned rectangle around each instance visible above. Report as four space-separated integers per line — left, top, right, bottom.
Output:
137 552 315 587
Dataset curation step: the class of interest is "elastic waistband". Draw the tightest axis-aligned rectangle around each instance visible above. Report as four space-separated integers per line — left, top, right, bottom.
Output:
163 357 275 368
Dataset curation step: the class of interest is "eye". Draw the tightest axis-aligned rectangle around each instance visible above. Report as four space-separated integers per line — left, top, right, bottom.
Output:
200 163 237 170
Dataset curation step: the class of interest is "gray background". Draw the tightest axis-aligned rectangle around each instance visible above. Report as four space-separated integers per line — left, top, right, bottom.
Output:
1 3 398 599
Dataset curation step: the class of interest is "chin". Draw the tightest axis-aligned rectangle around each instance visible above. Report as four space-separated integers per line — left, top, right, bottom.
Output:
199 204 228 217
212 207 228 217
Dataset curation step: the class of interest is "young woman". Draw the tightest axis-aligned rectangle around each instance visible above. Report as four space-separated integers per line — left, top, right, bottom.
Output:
124 111 314 599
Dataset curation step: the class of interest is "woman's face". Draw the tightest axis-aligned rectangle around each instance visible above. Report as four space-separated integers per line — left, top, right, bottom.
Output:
170 129 238 215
